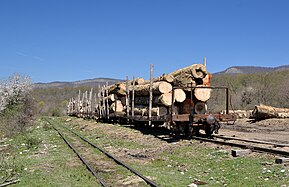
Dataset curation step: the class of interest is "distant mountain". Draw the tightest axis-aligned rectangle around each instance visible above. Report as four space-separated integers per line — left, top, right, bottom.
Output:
215 65 289 75
33 65 289 89
33 77 123 89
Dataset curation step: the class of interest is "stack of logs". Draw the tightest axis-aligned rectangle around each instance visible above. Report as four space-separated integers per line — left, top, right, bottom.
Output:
97 63 212 118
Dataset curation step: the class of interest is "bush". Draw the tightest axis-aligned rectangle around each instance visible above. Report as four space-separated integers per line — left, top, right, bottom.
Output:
25 136 42 150
0 74 35 137
51 107 61 117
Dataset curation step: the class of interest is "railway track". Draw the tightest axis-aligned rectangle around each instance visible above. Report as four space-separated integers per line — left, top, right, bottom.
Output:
45 118 159 187
191 134 289 157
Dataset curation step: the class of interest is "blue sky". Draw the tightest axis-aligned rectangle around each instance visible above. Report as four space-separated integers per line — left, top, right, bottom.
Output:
0 0 288 83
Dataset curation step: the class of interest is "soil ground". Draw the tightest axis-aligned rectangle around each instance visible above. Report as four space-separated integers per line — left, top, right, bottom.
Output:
68 117 289 170
220 118 289 144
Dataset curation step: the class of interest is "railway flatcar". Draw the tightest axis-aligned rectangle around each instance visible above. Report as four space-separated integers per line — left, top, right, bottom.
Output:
67 62 236 137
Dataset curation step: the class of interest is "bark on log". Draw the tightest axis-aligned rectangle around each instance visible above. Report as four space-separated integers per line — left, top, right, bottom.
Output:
191 64 207 79
194 85 212 102
195 102 207 114
181 98 194 114
173 73 196 88
110 100 124 112
202 73 212 86
251 104 289 120
168 64 207 79
134 93 174 106
108 83 126 96
148 74 174 83
159 74 174 83
131 106 167 116
134 81 172 96
135 78 145 85
174 89 186 102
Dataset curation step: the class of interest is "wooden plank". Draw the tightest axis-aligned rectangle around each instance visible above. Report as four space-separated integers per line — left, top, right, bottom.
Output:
149 64 153 126
77 90 81 113
89 88 93 114
132 76 135 118
102 86 105 118
106 82 109 119
126 76 129 122
98 85 101 118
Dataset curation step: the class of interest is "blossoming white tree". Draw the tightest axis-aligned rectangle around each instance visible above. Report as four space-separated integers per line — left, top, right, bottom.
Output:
0 74 32 112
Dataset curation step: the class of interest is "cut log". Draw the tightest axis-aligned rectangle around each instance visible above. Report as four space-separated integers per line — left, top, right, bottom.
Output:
144 74 174 84
131 106 167 116
251 104 289 120
110 100 123 112
151 74 174 83
156 92 173 106
172 105 179 115
169 64 207 78
202 73 212 86
134 81 172 96
174 89 186 102
108 83 126 96
195 102 207 114
191 64 207 79
133 94 174 106
159 74 174 83
134 96 150 105
221 110 253 119
168 63 207 79
101 94 116 102
135 78 145 85
173 73 196 88
194 85 212 102
181 98 194 114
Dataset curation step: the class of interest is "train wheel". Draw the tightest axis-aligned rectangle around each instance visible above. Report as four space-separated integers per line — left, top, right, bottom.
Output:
192 127 200 136
205 124 214 138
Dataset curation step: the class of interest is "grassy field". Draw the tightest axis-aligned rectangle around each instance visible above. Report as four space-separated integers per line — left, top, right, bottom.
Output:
1 117 288 186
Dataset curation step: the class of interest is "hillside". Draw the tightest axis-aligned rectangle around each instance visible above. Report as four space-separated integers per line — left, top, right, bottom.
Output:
209 68 289 112
32 77 122 116
215 65 289 75
33 77 122 88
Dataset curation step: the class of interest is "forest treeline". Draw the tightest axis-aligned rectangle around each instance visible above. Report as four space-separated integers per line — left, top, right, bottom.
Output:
208 69 289 112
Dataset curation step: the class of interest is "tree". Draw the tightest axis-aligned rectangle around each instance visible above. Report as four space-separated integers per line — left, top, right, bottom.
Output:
0 74 32 112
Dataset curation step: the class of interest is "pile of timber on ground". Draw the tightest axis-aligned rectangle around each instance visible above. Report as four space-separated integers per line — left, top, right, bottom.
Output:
251 104 289 120
98 63 212 117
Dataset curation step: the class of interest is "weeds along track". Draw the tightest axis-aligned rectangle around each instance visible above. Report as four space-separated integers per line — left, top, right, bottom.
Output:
45 118 159 187
191 135 289 157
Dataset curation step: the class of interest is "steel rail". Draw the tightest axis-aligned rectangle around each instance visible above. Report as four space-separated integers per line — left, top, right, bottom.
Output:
59 123 160 187
213 135 289 147
46 120 109 187
191 136 289 157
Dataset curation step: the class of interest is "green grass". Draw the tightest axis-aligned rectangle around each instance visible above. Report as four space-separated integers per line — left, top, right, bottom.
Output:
129 144 289 186
60 117 289 186
1 118 101 187
1 116 289 186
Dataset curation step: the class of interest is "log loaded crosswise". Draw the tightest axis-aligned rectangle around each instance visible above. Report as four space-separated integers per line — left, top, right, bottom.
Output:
67 61 236 137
